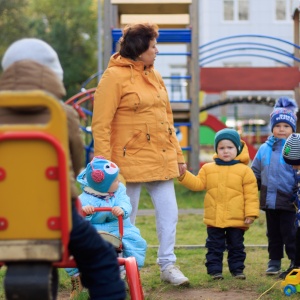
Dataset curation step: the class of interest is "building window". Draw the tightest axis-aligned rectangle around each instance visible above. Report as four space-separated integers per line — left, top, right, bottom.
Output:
223 0 249 21
275 0 292 21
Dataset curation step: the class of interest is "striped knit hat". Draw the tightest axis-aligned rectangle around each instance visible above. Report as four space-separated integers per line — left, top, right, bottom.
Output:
282 133 300 165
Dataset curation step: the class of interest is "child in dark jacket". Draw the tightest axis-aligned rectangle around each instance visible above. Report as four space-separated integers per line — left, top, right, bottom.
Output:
280 133 300 278
178 128 259 280
251 97 298 276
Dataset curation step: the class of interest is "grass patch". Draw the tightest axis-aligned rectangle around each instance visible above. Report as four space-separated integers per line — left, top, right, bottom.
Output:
0 181 294 299
137 213 291 300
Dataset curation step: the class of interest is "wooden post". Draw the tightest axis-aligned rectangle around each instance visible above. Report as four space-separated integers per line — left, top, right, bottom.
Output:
103 0 113 69
188 0 200 174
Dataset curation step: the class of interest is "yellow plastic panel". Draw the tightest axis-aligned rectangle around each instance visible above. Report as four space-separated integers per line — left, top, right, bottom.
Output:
0 91 71 240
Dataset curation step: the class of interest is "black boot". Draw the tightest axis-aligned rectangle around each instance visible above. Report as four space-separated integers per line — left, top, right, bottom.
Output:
279 261 300 279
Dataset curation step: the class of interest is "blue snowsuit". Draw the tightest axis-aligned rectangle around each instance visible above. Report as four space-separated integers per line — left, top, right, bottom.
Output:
66 170 147 276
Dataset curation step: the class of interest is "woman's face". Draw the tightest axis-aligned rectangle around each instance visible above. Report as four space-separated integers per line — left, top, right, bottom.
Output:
137 39 158 67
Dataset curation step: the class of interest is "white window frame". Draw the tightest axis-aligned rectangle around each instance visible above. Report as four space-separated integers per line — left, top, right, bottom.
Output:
274 0 293 22
223 0 249 22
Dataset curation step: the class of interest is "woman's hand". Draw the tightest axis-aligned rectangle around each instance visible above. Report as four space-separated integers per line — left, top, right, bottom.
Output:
82 205 94 215
112 206 124 217
178 163 187 176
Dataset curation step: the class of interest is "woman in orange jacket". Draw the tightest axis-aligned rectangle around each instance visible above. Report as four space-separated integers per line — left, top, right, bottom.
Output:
92 22 189 286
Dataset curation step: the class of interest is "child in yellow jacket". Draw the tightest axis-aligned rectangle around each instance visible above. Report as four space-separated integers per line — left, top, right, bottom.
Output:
178 128 259 280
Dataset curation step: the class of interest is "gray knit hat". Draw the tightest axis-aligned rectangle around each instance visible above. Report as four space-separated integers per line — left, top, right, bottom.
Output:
282 133 300 165
1 38 63 81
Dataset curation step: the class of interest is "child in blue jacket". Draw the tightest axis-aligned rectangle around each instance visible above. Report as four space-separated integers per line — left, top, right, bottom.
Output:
251 97 298 276
65 156 147 297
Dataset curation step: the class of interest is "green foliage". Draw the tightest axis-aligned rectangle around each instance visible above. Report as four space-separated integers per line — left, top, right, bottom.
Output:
0 0 32 56
29 0 98 98
0 0 98 99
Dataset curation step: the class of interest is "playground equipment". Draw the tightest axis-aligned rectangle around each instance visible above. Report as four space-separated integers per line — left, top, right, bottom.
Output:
0 91 143 300
280 268 300 296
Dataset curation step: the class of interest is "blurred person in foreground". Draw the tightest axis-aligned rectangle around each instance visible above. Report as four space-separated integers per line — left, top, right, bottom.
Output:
0 38 126 300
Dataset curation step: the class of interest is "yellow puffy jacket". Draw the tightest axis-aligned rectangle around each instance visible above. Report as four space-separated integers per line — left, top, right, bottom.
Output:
92 53 185 182
178 141 259 228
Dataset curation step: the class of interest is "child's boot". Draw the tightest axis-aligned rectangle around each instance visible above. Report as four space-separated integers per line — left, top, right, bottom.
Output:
279 260 300 279
70 275 83 299
265 259 281 275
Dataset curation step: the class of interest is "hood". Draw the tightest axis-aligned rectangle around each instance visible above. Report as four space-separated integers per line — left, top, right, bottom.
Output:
0 60 66 99
108 52 148 71
213 140 250 165
265 135 286 147
107 53 157 84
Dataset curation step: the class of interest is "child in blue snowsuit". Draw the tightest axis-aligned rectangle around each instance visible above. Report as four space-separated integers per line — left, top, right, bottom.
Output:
65 156 147 284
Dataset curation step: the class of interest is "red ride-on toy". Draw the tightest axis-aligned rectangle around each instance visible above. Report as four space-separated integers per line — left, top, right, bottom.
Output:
81 207 144 300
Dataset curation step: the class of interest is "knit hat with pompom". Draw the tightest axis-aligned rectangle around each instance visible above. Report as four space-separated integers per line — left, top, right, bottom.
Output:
86 156 119 193
270 97 298 132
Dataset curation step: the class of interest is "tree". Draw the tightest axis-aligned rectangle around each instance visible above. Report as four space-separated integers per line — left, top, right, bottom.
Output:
0 0 98 99
0 0 32 59
29 0 98 98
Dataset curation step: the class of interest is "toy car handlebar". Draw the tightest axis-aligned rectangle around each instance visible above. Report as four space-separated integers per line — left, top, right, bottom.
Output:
82 207 124 240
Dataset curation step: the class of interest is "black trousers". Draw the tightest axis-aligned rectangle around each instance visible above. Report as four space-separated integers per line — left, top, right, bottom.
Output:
205 227 246 275
265 209 296 261
295 227 300 266
69 204 126 300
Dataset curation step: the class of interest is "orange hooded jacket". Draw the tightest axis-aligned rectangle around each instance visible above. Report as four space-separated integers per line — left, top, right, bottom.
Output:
92 53 185 182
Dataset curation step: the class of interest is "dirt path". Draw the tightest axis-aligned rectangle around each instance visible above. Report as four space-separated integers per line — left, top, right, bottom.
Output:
149 288 260 300
57 288 260 300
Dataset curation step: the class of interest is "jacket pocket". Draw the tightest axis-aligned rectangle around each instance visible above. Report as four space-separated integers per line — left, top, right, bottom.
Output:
123 130 150 156
122 92 141 112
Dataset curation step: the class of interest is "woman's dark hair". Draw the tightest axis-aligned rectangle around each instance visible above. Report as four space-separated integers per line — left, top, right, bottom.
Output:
119 23 159 60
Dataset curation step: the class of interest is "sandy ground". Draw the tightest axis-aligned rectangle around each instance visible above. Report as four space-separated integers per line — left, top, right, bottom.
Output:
57 288 260 300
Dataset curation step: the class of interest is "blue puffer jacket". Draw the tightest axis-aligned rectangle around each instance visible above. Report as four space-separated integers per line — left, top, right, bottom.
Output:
251 135 297 211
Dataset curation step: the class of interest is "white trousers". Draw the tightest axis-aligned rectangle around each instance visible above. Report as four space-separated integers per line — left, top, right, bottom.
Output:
126 180 178 270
